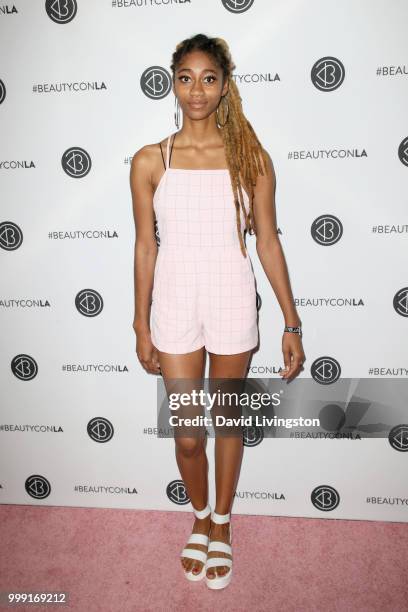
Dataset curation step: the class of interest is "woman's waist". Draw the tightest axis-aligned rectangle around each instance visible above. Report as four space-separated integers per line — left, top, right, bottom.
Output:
156 244 251 266
157 242 245 254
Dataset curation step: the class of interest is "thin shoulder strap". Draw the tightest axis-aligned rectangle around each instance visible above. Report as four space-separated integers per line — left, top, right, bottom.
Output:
166 132 177 169
165 135 171 169
158 134 174 170
159 142 166 170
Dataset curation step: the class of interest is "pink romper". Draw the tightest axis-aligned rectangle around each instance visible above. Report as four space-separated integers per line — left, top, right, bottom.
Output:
150 132 258 355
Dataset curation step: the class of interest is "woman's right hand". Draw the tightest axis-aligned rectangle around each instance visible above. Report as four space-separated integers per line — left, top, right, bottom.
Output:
135 328 161 375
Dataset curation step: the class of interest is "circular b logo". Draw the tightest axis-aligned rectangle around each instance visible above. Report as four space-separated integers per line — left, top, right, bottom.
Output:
256 291 262 311
393 287 408 317
0 79 6 104
388 424 408 452
0 221 23 250
75 289 104 317
140 66 172 100
11 354 38 381
25 475 51 499
243 424 264 447
311 485 340 511
311 356 341 384
311 57 345 91
397 137 408 167
62 147 92 178
166 480 190 505
221 0 255 13
45 0 77 23
311 215 343 246
87 417 114 443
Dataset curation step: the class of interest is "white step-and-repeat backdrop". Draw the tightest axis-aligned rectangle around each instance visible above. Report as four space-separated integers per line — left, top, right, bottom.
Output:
1 0 407 522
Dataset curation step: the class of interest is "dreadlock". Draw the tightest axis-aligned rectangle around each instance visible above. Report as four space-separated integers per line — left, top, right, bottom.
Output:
170 33 269 258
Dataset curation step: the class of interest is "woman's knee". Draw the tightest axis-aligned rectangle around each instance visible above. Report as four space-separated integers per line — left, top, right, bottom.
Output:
175 436 205 458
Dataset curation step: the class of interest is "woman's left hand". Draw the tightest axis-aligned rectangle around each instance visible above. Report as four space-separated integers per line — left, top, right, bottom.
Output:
281 332 306 382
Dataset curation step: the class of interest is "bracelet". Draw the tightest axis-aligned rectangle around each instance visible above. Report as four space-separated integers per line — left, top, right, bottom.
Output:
284 325 302 337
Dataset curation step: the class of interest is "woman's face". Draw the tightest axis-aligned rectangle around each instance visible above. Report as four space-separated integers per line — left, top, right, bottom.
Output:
173 50 228 120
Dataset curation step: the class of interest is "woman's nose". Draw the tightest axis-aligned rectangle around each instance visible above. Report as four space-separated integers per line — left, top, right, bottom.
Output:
190 80 204 95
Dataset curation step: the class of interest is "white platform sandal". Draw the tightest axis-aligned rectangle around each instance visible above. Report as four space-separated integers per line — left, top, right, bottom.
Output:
180 503 211 581
205 510 233 590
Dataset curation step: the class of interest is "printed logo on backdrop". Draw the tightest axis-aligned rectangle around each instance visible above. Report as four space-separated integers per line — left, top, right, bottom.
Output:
62 147 92 178
0 222 23 250
87 417 114 443
256 291 261 311
25 475 51 500
393 287 408 317
140 67 172 100
167 480 190 505
0 5 17 15
311 357 341 384
311 57 345 91
311 485 340 511
11 354 38 381
388 424 408 452
0 299 50 309
75 289 103 317
1 160 35 170
49 230 118 241
243 424 264 446
0 79 6 104
233 72 280 85
154 218 160 246
221 0 255 13
311 215 343 245
45 0 77 24
398 137 408 166
378 64 408 77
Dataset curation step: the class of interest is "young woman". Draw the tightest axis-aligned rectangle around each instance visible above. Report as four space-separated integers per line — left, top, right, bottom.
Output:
130 34 305 590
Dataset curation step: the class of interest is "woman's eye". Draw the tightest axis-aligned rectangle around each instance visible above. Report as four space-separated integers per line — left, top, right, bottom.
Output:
178 75 217 84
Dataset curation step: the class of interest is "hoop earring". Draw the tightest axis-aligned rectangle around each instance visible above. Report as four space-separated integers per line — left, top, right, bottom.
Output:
216 94 229 128
174 95 180 129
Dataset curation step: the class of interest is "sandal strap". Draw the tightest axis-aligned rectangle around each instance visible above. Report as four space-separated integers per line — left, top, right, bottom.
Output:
180 548 207 564
206 557 233 569
187 533 209 546
193 504 211 519
211 511 230 524
208 540 232 555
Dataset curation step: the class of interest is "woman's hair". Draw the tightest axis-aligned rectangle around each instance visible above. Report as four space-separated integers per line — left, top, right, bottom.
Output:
170 33 269 258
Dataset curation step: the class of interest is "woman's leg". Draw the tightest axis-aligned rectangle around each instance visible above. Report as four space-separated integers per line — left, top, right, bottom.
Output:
158 346 210 576
206 349 253 581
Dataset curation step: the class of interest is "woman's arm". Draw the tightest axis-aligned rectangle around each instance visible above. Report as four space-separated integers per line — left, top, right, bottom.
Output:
252 150 301 327
252 150 305 380
129 146 161 375
130 146 157 333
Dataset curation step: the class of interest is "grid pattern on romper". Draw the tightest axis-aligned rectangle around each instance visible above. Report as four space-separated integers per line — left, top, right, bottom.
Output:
150 134 259 355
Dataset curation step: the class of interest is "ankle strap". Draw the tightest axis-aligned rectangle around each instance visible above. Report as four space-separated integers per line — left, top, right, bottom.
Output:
211 510 230 524
193 503 211 519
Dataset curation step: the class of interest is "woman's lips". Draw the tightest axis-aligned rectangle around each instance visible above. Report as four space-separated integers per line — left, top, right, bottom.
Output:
189 102 206 109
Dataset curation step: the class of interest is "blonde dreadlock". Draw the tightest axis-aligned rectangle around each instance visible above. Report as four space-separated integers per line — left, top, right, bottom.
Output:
170 34 269 258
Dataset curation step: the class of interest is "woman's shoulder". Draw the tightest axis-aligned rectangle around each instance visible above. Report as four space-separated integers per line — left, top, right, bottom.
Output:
131 136 169 172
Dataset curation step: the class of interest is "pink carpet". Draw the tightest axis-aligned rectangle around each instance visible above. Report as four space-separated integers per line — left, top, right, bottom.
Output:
1 505 407 612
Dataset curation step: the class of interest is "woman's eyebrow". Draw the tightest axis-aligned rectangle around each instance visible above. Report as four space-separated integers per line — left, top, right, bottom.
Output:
176 67 217 74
